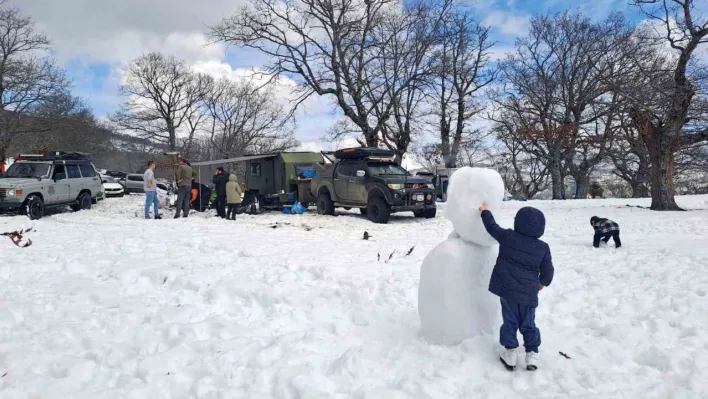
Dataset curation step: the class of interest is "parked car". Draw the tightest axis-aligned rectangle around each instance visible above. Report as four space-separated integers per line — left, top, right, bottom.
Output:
311 147 436 224
100 169 128 180
101 175 125 197
0 151 103 220
121 173 145 194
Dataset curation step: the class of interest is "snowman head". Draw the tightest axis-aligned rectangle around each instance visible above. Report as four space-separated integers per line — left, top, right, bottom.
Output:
443 167 505 246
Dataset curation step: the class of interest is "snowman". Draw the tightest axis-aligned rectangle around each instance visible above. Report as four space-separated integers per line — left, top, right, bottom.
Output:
418 167 505 345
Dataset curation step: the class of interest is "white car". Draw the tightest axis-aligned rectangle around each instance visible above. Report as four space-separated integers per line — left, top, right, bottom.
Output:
101 175 125 198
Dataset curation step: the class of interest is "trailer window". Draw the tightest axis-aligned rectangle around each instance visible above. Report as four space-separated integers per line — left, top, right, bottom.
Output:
294 164 315 177
250 163 261 177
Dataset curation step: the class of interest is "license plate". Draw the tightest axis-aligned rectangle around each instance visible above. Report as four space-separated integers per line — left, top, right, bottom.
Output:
415 194 424 201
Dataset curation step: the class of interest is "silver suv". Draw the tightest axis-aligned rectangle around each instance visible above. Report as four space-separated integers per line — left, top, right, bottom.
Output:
0 152 103 220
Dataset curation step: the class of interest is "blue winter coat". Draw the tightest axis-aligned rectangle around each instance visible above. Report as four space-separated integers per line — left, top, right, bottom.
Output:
481 207 554 308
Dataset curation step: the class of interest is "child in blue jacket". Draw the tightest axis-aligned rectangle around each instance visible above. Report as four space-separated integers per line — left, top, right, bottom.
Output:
479 203 554 371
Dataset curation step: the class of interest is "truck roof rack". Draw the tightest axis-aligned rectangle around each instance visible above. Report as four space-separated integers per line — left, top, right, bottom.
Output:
334 147 394 160
18 151 93 162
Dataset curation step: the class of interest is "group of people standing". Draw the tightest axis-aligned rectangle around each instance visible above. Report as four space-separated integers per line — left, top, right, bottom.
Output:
142 158 243 220
211 166 244 220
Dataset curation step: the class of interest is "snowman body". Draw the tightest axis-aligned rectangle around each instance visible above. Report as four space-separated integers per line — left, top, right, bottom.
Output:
418 167 505 345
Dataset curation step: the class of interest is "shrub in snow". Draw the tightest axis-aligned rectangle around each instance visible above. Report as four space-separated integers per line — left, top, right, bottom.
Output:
589 182 604 199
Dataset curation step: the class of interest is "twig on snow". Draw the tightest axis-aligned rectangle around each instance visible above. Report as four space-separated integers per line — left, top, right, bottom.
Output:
385 250 395 263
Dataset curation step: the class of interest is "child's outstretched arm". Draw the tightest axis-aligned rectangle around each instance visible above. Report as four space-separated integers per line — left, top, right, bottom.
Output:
479 203 508 243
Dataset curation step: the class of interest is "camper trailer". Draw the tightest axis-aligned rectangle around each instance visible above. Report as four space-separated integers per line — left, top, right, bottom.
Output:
191 152 324 210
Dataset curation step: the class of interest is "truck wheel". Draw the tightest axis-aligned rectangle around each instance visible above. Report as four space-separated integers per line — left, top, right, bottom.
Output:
71 192 92 212
367 196 391 224
414 208 437 218
316 193 335 215
25 195 45 220
343 207 352 210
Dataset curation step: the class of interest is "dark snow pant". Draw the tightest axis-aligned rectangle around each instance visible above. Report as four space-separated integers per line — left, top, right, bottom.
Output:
175 186 191 217
594 230 621 248
226 204 238 220
500 297 540 353
216 195 227 218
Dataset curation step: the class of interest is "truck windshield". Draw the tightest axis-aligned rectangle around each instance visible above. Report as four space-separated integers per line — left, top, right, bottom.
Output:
2 163 51 178
367 162 408 176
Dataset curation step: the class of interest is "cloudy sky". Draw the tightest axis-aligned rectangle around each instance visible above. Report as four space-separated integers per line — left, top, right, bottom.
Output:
9 0 688 159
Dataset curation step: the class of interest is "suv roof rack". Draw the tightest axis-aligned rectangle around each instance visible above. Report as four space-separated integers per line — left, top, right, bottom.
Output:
334 147 394 160
18 151 93 162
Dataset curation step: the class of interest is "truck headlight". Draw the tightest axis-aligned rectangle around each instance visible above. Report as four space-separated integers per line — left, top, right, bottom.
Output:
7 189 22 197
387 184 403 190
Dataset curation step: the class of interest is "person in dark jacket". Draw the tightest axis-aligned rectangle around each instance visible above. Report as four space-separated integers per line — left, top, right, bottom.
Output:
590 216 621 248
212 167 229 218
479 203 554 371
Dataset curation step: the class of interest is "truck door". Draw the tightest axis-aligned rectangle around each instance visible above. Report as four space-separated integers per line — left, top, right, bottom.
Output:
348 162 368 204
66 164 83 200
333 163 354 202
50 165 71 203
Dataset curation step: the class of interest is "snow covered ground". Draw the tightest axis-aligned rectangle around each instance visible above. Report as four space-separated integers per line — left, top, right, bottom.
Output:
1 195 707 398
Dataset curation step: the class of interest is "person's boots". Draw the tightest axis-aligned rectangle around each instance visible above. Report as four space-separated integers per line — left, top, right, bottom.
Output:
525 352 538 371
500 348 517 371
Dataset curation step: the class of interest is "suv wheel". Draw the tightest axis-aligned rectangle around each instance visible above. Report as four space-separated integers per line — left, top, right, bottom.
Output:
71 192 92 212
414 208 437 218
367 196 391 224
316 192 335 215
25 195 45 220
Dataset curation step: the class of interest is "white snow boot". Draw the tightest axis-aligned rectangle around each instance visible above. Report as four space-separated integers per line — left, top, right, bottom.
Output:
500 348 517 371
525 352 538 371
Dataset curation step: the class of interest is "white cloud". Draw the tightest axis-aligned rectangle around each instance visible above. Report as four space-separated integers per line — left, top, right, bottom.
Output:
482 11 531 37
295 141 324 153
489 46 515 61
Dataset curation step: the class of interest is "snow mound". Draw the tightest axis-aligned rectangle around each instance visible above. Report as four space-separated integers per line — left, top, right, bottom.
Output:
443 167 505 246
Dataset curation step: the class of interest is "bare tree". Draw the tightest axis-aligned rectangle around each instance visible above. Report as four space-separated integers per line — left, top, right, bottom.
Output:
492 11 631 199
616 0 708 210
0 4 68 162
202 77 298 158
211 0 452 148
607 110 652 197
493 121 549 199
363 0 450 162
428 11 496 168
111 53 211 151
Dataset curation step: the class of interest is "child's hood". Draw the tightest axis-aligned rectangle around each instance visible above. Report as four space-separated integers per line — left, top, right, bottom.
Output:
229 174 238 182
514 206 546 238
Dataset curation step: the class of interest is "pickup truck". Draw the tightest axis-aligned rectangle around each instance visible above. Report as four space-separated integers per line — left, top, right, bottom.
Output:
310 147 437 223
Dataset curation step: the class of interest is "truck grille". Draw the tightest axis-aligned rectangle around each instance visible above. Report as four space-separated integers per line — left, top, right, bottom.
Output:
0 189 5 198
405 183 429 189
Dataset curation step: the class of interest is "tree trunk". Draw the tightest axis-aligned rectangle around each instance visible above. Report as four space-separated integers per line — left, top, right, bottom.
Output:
548 153 564 199
573 172 590 199
631 182 649 198
394 149 405 165
646 137 682 210
631 108 682 210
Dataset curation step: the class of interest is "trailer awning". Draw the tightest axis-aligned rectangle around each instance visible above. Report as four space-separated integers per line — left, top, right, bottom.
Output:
191 153 278 166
